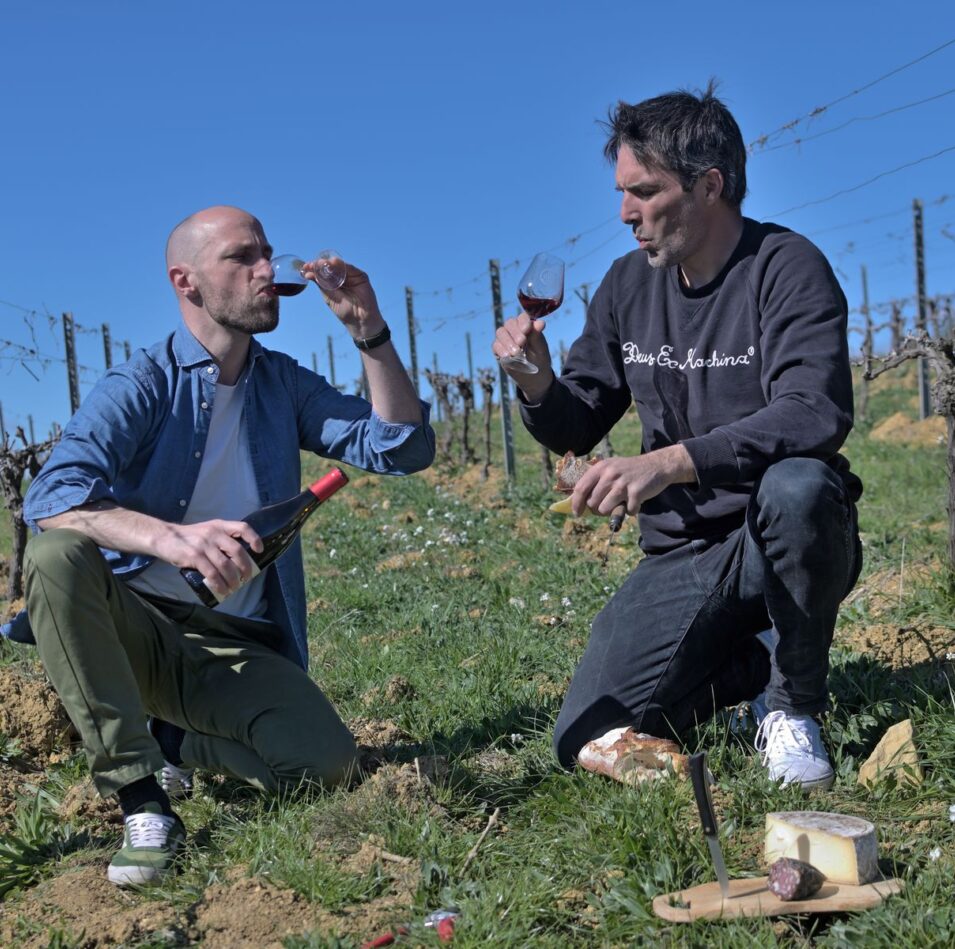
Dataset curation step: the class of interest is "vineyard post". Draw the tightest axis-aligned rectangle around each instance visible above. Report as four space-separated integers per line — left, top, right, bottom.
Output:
326 336 336 388
859 264 872 422
890 301 904 352
577 284 613 456
123 340 131 361
311 352 318 374
489 258 516 482
432 353 442 423
62 312 80 415
913 198 931 420
102 322 113 369
466 331 474 397
0 402 5 442
27 415 35 444
405 287 419 395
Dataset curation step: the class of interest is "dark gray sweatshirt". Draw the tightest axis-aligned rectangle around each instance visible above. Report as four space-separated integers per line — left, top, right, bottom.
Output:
522 218 862 553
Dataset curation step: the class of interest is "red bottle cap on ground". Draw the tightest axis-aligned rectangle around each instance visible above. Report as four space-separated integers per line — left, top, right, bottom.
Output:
308 467 349 502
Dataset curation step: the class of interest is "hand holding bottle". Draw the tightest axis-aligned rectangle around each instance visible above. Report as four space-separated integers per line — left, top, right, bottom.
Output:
180 468 348 607
158 519 265 601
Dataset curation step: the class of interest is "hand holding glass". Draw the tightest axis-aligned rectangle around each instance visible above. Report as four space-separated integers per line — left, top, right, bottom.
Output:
271 250 347 296
500 252 564 374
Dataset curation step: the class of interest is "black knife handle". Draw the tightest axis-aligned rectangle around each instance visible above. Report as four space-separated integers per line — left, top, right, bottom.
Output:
689 752 718 836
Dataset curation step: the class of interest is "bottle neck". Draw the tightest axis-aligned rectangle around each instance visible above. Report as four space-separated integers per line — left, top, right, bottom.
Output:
307 467 349 503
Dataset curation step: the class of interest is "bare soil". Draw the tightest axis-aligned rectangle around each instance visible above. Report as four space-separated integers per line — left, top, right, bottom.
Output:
0 859 419 949
0 666 75 762
837 622 953 669
869 411 947 447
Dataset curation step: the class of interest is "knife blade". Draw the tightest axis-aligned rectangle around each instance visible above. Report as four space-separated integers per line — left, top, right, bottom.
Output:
689 751 731 900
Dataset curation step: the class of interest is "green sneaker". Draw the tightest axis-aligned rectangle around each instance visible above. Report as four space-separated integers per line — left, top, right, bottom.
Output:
108 803 186 886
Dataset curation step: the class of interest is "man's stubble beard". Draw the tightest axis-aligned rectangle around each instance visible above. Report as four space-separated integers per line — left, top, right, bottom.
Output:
644 193 701 272
202 285 279 334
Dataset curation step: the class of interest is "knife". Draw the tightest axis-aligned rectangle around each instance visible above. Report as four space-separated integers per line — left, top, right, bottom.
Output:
605 502 627 554
689 751 730 900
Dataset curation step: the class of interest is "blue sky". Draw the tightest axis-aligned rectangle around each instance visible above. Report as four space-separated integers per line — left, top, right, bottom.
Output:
1 1 954 440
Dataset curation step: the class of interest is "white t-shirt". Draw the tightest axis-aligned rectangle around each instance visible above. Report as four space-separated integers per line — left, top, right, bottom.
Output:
128 370 268 619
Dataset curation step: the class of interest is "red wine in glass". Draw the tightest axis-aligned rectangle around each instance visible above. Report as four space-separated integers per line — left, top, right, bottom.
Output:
501 252 565 374
271 255 309 296
517 290 563 319
271 251 347 297
274 281 308 297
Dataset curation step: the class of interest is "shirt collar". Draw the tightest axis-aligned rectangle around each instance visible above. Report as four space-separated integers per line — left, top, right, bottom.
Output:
172 323 265 370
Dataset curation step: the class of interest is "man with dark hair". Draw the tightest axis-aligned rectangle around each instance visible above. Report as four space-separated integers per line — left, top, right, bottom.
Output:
493 84 862 790
18 205 434 885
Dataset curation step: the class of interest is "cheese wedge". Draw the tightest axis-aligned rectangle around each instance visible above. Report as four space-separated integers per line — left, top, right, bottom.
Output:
764 811 879 885
548 496 575 514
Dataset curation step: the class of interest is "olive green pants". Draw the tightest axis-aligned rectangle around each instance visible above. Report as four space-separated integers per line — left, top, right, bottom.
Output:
24 529 358 797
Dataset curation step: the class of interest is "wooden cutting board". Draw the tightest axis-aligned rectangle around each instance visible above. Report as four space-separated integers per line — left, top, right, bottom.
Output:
653 875 903 922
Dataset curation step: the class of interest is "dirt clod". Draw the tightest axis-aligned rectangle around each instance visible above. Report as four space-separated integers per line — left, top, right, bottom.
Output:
0 666 75 762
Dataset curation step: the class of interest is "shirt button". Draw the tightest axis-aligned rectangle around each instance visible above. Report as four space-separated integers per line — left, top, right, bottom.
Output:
179 499 187 507
201 401 209 409
194 451 201 458
206 366 215 374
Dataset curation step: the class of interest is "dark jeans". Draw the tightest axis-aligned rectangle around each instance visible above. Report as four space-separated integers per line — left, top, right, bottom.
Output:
553 458 862 768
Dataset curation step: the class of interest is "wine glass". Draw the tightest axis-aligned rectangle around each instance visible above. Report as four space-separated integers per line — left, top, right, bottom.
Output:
270 250 347 296
500 252 565 374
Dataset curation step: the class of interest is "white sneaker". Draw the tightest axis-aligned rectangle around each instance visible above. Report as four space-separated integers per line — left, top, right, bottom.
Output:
755 708 834 790
107 804 186 886
158 760 195 800
147 717 194 800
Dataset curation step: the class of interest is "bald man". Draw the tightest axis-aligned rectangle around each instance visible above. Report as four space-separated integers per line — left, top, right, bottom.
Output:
21 206 435 886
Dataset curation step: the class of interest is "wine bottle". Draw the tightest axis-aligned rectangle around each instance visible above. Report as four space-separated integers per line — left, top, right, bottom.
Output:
180 467 349 607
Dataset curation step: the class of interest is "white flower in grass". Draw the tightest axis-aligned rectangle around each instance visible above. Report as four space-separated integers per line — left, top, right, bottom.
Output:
949 803 955 823
540 593 550 602
414 525 423 535
929 847 942 862
426 508 435 518
561 596 572 607
509 733 525 744
350 567 359 575
329 549 337 558
509 597 526 609
946 651 955 661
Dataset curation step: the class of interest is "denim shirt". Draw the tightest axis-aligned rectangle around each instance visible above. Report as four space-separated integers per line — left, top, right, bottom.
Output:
9 324 435 666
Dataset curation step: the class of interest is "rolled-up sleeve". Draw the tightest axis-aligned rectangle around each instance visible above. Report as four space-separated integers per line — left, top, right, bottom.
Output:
293 364 435 474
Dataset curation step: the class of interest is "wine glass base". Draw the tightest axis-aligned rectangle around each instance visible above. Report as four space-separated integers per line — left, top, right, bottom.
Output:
499 355 540 374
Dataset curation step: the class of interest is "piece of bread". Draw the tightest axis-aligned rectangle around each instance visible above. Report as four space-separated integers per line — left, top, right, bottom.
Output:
554 451 600 493
577 727 688 786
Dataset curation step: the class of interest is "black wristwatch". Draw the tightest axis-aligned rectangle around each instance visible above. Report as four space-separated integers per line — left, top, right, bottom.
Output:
353 323 391 351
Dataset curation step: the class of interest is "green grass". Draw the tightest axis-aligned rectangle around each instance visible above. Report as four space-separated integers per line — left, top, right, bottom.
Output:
1 375 954 946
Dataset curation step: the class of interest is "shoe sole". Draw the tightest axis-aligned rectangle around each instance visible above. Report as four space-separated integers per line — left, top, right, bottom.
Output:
791 772 835 791
107 864 170 887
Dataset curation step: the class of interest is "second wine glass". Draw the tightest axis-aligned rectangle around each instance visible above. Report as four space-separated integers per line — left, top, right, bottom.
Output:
500 252 564 374
271 250 347 296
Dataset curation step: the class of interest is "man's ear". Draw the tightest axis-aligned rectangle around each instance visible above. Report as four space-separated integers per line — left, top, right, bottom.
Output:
169 264 201 304
700 168 725 204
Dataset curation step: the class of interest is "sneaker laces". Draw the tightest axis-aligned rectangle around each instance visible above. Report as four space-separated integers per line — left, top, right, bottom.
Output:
754 709 813 765
126 812 178 848
159 762 194 798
